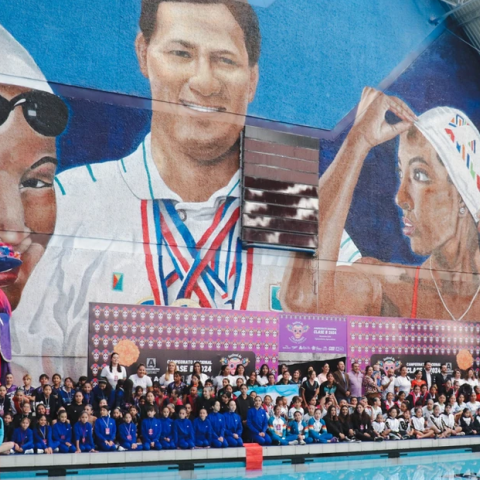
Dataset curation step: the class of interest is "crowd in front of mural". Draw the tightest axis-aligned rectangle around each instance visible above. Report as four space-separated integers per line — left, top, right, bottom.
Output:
2 353 480 455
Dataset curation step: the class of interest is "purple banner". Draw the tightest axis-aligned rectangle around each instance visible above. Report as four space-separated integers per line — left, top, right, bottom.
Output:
279 314 347 354
88 303 279 382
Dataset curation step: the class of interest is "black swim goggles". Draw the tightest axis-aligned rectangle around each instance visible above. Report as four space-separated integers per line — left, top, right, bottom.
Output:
0 90 68 137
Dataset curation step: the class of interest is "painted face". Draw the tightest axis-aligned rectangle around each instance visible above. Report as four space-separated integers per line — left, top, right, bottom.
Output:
0 84 58 309
397 129 465 256
138 2 258 163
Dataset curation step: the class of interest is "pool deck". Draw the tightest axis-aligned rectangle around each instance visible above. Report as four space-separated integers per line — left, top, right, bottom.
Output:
2 436 480 473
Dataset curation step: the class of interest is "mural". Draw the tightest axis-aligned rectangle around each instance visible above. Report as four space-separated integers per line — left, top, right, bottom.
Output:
0 0 479 379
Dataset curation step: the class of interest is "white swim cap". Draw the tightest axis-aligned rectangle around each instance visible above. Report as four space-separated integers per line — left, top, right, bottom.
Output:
0 24 53 93
415 107 480 222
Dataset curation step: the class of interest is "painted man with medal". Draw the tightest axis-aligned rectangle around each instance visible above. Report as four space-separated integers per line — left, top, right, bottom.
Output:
11 0 359 379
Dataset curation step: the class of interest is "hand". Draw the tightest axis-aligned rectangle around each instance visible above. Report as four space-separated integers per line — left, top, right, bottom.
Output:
218 437 224 442
76 449 81 454
132 444 137 450
151 442 155 447
349 87 416 149
233 434 238 439
345 391 350 397
259 432 265 437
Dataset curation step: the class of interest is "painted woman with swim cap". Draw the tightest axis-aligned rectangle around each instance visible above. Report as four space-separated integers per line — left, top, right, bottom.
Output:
282 87 480 321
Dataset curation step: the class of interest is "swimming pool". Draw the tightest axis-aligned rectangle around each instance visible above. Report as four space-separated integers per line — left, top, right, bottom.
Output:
3 450 480 480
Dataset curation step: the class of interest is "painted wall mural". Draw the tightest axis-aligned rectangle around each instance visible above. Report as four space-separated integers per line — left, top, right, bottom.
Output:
0 0 479 379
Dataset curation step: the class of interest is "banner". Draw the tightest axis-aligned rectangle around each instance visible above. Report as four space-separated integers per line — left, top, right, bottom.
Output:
235 385 300 404
347 316 480 371
279 314 347 354
88 303 279 382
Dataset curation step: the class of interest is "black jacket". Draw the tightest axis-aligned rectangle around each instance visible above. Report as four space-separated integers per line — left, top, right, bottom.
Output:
235 395 254 421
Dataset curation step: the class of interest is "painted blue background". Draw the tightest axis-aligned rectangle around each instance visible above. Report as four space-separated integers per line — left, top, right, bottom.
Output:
0 0 444 130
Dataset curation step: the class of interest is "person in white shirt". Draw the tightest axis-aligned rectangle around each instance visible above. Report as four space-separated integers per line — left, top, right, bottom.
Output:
303 404 316 423
186 361 209 386
411 407 434 439
288 396 304 420
465 369 478 389
385 407 403 440
100 352 127 389
434 393 447 414
159 361 177 387
214 365 235 391
372 413 390 439
257 365 270 387
466 393 480 414
422 399 435 421
317 363 330 385
9 0 360 382
129 364 153 390
368 396 383 421
441 404 463 436
393 366 411 395
427 405 447 438
233 364 247 385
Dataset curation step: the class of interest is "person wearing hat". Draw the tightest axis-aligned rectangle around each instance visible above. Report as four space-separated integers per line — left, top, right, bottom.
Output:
0 25 68 379
283 85 480 322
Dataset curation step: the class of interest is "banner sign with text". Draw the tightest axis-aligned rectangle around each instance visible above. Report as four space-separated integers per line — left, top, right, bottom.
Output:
88 303 279 383
279 314 347 354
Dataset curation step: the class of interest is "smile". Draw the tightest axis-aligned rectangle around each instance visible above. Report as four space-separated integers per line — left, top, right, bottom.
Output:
181 102 226 113
402 217 415 237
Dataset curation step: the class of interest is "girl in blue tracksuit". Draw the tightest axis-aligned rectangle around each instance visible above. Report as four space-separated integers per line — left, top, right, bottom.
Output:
268 405 289 445
193 408 212 447
52 411 76 453
119 412 143 451
287 411 312 445
33 414 57 453
223 400 243 447
74 412 96 453
159 407 176 449
308 409 335 444
141 406 162 450
95 406 117 451
247 396 272 446
209 401 228 448
12 417 34 454
173 407 195 449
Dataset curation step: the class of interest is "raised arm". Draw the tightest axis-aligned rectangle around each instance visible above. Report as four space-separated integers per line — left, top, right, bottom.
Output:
281 88 416 314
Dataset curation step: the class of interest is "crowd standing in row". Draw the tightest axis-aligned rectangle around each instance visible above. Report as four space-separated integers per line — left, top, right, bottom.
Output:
1 354 480 455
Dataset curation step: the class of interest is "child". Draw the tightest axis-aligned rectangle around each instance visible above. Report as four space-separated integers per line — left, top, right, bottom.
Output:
111 408 123 429
303 404 316 423
348 397 359 415
459 408 477 435
74 412 96 453
52 410 76 453
422 399 435 422
288 396 304 420
0 385 12 418
275 396 287 419
159 406 176 449
441 404 463 436
173 407 195 449
372 413 390 440
12 417 34 454
411 407 434 439
427 405 447 438
33 414 56 454
37 384 60 419
141 406 162 451
308 408 335 444
287 411 312 445
129 406 140 428
267 405 288 445
207 401 228 448
399 410 414 439
13 402 34 429
3 413 14 442
385 407 403 440
262 395 274 418
95 406 117 451
193 408 211 448
435 394 447 414
247 396 272 446
118 412 142 451
92 379 110 411
223 400 243 447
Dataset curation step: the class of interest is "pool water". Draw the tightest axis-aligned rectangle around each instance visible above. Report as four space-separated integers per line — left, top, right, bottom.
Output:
3 450 480 480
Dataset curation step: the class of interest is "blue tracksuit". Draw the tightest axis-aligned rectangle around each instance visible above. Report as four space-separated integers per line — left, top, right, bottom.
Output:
193 417 212 447
307 417 333 444
159 417 176 449
59 388 75 407
92 386 109 410
173 418 195 449
33 425 58 450
95 416 117 451
118 422 143 451
12 427 34 453
223 411 244 447
208 412 228 448
267 416 288 445
247 407 272 446
74 421 95 452
287 420 313 444
141 417 162 450
52 421 76 453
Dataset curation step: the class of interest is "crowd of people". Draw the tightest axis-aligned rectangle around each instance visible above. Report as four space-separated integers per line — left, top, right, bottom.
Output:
1 354 480 456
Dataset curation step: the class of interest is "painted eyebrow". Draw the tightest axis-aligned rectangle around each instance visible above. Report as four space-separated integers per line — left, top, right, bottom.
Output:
408 156 428 166
30 156 58 170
